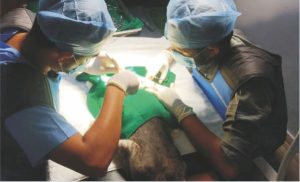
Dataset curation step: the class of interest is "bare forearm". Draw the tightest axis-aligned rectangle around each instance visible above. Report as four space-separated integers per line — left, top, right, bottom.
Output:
181 114 237 178
83 85 124 162
49 70 139 177
49 85 125 176
181 115 219 150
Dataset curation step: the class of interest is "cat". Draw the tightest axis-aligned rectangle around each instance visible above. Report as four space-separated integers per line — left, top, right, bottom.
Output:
113 117 186 180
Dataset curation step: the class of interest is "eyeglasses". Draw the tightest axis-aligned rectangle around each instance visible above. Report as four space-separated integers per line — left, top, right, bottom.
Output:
170 47 205 59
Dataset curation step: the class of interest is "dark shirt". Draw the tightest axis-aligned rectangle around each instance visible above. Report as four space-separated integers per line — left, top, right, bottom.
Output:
196 34 281 172
221 77 274 170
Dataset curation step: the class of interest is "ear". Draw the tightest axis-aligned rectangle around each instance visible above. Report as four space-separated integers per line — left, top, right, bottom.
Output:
207 46 220 57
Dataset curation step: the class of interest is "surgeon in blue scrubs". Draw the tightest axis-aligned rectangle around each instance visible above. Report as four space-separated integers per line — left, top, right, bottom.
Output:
149 0 288 180
0 0 139 180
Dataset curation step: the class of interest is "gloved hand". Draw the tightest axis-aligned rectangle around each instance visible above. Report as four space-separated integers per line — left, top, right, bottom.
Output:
107 70 139 94
147 84 194 123
84 51 121 75
146 50 174 84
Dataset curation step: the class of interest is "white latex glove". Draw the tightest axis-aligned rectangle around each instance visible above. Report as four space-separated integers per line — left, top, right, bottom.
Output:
107 70 139 94
146 84 194 123
137 75 157 90
84 51 121 75
146 50 174 84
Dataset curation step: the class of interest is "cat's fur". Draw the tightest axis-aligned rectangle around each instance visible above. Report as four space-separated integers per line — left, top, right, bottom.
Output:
113 117 186 180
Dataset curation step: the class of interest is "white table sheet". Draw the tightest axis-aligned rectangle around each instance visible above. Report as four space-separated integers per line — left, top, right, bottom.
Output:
48 35 224 181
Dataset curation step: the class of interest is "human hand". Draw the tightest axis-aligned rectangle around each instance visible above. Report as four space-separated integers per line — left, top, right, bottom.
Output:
107 70 139 94
84 51 121 75
146 84 194 123
146 50 174 84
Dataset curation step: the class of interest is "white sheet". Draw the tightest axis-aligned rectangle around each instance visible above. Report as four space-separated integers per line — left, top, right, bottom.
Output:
48 35 224 181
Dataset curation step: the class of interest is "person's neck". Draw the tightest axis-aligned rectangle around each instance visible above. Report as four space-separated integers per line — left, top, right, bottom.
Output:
6 32 49 74
6 32 28 51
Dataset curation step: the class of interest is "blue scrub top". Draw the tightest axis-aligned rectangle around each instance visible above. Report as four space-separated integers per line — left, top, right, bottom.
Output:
0 33 78 166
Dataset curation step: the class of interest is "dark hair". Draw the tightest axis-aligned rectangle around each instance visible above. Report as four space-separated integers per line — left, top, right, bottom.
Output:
215 31 233 56
20 18 56 61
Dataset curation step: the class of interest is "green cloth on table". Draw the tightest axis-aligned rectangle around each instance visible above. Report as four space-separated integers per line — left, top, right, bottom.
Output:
27 0 39 13
105 0 144 32
76 67 177 139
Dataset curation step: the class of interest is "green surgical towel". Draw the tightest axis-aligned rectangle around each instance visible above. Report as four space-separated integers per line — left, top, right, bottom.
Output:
76 67 177 139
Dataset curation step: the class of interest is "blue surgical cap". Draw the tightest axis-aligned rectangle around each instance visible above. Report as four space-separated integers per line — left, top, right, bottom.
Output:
37 0 116 56
165 0 241 49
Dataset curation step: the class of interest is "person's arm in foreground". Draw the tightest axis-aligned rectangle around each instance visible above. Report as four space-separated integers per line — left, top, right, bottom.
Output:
150 77 275 180
180 115 237 179
49 71 139 177
148 85 237 179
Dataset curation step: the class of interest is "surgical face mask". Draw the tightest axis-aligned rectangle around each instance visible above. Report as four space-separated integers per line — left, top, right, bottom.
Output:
171 48 215 72
170 50 196 72
193 48 213 66
170 48 210 72
59 55 91 74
